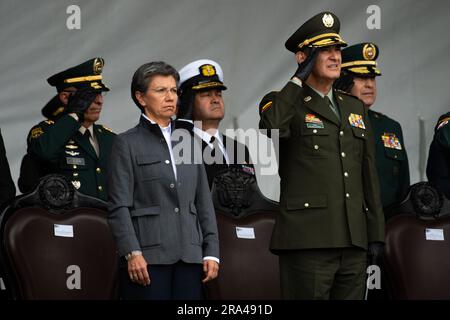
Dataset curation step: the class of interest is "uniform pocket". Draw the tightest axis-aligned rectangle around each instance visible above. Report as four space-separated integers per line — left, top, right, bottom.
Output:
130 205 161 248
300 127 331 158
189 202 203 245
286 195 327 211
384 148 405 176
136 154 162 181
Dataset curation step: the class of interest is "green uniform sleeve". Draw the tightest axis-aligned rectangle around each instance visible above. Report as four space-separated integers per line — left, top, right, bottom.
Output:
28 114 81 161
259 81 304 139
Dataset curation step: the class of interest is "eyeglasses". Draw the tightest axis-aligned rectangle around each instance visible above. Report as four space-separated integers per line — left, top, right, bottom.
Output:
148 87 178 96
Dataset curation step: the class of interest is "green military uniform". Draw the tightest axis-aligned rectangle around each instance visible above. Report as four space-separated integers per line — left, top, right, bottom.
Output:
339 43 410 211
368 110 410 209
427 112 450 199
28 115 115 200
259 12 384 300
21 58 115 201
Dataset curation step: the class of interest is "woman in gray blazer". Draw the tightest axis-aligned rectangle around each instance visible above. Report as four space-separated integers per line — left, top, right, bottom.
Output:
107 61 219 300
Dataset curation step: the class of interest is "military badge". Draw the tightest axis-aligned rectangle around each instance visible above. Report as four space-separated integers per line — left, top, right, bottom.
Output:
305 113 324 129
31 127 44 139
93 58 104 74
200 64 216 77
363 43 377 61
65 150 80 156
322 13 334 27
66 144 78 149
348 113 366 129
241 165 255 175
381 133 402 150
72 180 81 190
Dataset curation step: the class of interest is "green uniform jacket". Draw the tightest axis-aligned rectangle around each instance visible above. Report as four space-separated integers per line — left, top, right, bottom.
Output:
27 114 115 200
259 82 384 251
368 110 410 209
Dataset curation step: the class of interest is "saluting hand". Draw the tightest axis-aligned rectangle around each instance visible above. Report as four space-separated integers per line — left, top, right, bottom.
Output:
128 255 151 286
202 260 219 283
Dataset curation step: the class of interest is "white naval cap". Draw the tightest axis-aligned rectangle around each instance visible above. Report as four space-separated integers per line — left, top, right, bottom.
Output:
178 59 227 91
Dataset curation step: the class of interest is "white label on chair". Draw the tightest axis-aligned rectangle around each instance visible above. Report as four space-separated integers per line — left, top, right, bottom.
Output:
236 227 255 239
425 228 444 241
54 224 74 238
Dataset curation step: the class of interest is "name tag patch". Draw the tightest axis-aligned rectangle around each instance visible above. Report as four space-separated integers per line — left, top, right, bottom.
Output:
66 157 85 165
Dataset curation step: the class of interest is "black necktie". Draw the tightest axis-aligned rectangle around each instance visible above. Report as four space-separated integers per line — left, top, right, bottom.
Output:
84 129 99 157
209 136 227 165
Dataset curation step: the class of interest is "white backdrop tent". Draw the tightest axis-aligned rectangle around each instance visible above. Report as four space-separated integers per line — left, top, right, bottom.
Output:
1 0 449 201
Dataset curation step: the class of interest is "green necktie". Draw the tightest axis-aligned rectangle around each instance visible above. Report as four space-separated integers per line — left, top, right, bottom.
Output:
324 96 340 122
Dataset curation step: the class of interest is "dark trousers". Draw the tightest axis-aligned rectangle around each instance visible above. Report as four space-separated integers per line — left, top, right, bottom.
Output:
279 247 367 300
119 260 204 300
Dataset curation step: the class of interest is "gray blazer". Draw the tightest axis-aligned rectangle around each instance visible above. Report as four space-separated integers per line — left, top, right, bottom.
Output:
107 116 219 265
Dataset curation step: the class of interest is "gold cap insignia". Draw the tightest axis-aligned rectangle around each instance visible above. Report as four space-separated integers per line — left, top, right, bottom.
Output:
322 14 334 28
93 58 104 74
72 180 81 190
200 64 216 77
363 43 377 60
90 82 102 89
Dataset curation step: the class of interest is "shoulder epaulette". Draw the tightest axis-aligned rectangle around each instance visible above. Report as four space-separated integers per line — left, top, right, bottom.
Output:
335 89 358 100
101 125 114 133
437 117 450 131
45 119 55 125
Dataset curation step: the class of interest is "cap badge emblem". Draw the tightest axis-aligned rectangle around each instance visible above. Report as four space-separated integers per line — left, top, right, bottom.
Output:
322 13 334 28
93 58 104 74
363 43 377 60
200 64 216 77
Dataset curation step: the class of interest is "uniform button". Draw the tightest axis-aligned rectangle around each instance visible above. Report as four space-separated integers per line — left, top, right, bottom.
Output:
341 152 346 158
96 167 101 173
73 165 77 169
170 183 175 188
313 129 317 134
73 172 79 177
394 155 398 159
98 186 103 191
304 203 309 208
344 172 349 177
174 207 179 213
346 193 350 198
340 131 344 136
361 133 365 137
314 145 319 150
165 160 170 164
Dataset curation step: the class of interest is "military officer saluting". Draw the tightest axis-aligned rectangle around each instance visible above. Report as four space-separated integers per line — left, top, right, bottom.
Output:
335 43 410 215
24 58 115 200
259 12 384 299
